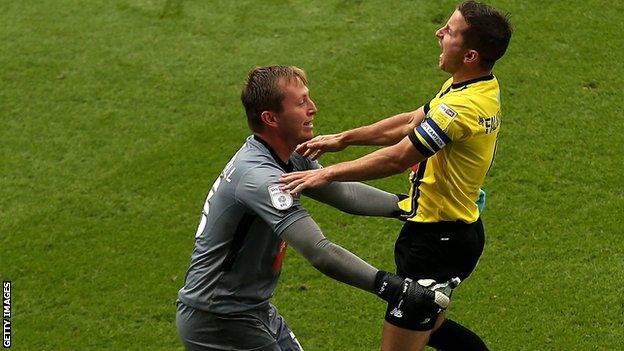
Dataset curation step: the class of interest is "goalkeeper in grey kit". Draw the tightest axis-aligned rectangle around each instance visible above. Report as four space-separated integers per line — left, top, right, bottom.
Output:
176 65 456 351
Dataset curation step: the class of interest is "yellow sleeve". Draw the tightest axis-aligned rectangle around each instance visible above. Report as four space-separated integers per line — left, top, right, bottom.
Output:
409 100 469 156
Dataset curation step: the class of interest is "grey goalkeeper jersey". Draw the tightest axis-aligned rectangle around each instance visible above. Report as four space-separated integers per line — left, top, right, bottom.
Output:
178 135 319 314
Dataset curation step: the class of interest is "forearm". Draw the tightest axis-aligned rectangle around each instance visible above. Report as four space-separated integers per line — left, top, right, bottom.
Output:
282 217 377 293
280 136 424 196
304 182 400 217
339 108 424 146
281 218 453 310
326 145 413 183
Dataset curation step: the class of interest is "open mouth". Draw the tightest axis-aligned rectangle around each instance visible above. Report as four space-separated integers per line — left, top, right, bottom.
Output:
304 121 314 127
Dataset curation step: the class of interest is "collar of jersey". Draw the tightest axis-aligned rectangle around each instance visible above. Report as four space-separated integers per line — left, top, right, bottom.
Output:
253 135 294 172
450 73 494 90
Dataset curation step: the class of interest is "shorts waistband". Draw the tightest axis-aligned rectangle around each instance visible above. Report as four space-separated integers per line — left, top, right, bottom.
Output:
406 217 481 232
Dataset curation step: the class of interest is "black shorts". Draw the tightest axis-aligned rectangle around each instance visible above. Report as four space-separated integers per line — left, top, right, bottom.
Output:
385 218 485 331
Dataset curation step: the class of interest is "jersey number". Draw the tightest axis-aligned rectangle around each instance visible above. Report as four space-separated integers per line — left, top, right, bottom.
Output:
194 153 238 238
195 177 222 238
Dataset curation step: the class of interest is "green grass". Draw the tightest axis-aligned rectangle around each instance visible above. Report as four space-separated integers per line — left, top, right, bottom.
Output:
2 0 623 350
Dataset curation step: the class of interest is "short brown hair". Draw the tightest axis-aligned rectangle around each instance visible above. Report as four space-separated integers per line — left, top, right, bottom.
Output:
241 65 308 132
458 1 513 70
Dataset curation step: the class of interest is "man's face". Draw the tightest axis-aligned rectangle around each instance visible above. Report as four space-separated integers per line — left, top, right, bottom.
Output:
435 9 469 74
275 78 317 147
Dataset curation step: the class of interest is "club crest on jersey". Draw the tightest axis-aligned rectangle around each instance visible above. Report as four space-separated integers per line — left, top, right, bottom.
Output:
268 185 293 210
438 103 457 118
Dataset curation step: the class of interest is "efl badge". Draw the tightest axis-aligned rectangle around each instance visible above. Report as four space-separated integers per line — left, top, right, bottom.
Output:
438 103 457 118
268 185 293 210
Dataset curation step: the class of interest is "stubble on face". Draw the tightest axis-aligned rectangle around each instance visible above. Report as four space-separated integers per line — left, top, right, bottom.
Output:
276 79 317 147
437 10 469 74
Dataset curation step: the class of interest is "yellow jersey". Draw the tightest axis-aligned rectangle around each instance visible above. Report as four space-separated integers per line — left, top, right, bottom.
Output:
398 74 501 223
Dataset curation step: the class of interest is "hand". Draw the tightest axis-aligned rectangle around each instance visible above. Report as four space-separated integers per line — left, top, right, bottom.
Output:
280 168 331 194
375 272 458 318
416 277 461 309
296 133 346 160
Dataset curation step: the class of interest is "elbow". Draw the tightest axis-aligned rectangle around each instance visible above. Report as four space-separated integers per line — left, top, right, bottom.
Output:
386 142 422 174
387 157 411 175
309 254 334 276
307 239 334 274
310 257 331 273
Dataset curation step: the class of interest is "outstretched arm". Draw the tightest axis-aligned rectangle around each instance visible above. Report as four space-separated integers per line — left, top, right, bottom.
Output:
303 181 402 218
298 107 425 160
282 136 425 194
282 216 454 308
281 216 377 292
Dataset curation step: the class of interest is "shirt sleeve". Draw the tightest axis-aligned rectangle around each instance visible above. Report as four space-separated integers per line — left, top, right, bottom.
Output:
281 216 377 293
235 165 310 237
303 181 400 217
408 101 468 157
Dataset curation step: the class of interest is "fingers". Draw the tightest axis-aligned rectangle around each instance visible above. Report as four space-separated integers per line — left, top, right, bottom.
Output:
302 146 315 158
279 172 304 185
290 182 307 195
280 167 331 194
297 142 319 158
280 171 320 194
297 133 345 160
280 177 300 191
295 143 309 155
433 292 450 309
279 172 307 192
310 150 324 160
303 141 318 155
281 177 309 194
297 142 326 160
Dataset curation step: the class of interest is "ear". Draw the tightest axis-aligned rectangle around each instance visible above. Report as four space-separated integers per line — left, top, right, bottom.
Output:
260 111 279 128
464 49 479 64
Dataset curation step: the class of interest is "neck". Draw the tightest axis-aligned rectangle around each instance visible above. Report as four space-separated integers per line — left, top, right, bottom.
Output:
254 132 293 164
452 67 492 85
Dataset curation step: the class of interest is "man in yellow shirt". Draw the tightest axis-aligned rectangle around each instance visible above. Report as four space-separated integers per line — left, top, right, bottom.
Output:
280 1 512 350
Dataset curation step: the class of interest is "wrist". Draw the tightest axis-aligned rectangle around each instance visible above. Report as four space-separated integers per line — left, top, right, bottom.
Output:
374 271 403 302
337 132 350 148
322 165 337 183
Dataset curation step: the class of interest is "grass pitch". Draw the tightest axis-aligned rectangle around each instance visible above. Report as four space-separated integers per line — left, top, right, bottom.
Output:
1 0 623 350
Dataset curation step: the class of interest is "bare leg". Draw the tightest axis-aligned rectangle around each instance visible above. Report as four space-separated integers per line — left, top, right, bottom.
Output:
380 321 430 351
432 310 447 331
380 311 448 351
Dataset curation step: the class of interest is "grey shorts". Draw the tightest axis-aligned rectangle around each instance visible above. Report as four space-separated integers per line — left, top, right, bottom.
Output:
176 302 303 351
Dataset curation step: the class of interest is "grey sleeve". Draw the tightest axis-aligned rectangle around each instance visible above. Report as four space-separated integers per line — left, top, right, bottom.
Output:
235 166 310 236
303 181 401 217
281 216 377 293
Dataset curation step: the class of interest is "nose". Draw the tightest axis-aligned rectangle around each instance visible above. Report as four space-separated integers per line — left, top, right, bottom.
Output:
435 27 444 40
308 100 317 115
